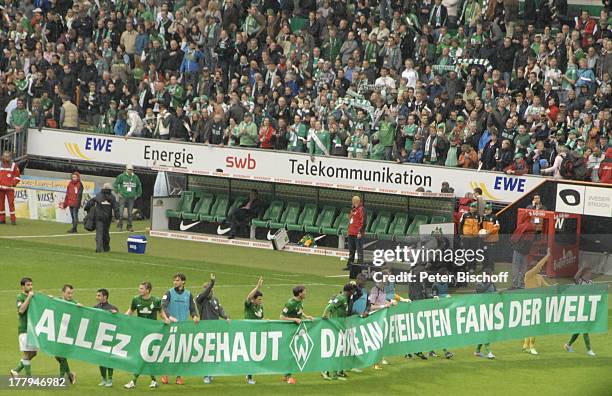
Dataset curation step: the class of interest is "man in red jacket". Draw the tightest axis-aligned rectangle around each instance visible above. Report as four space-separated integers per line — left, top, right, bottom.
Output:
0 151 21 225
575 10 597 47
598 147 612 184
345 196 366 272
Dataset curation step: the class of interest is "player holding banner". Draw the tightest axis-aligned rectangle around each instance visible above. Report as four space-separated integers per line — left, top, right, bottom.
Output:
124 282 169 389
55 285 79 384
321 283 355 381
160 273 199 386
93 289 118 387
244 276 264 384
523 253 551 355
11 277 38 378
280 285 314 384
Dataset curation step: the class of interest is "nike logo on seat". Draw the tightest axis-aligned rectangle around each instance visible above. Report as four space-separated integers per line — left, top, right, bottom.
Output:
179 221 201 231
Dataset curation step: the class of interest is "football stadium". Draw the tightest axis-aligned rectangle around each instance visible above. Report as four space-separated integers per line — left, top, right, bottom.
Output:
1 0 612 395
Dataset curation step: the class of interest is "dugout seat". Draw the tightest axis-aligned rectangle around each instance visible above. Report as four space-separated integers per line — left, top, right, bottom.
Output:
251 200 284 228
287 203 318 232
219 196 247 223
166 190 196 219
430 215 453 224
406 214 429 236
201 194 230 222
180 192 214 221
269 201 301 229
304 205 336 234
366 211 392 237
380 212 409 240
430 215 449 224
321 208 350 236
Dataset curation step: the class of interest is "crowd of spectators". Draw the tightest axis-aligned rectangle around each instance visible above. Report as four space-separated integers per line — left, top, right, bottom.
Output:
1 0 611 182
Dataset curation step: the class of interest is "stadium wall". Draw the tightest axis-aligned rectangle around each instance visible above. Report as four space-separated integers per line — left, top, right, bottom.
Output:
26 129 544 204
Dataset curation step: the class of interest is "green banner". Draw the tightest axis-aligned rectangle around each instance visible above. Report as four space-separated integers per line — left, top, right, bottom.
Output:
27 285 608 376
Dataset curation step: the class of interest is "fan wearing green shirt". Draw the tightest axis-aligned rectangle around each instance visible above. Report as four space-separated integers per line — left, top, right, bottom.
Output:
321 283 355 381
55 285 80 384
403 114 418 152
308 120 331 157
11 277 38 379
244 276 264 384
10 98 30 133
280 285 314 384
124 282 169 389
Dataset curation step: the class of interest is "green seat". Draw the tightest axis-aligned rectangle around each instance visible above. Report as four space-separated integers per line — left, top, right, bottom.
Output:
219 196 247 223
406 215 429 236
269 201 301 229
166 191 196 219
430 215 452 224
304 205 336 234
380 212 409 240
201 194 230 222
287 203 317 232
366 211 392 237
364 211 379 237
193 189 206 199
181 193 214 221
229 196 247 212
251 200 284 228
322 208 350 235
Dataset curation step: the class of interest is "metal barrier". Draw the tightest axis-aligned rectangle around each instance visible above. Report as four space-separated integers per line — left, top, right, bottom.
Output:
0 128 28 161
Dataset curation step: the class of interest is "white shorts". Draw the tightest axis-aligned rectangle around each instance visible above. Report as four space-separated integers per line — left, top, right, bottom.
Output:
19 333 38 352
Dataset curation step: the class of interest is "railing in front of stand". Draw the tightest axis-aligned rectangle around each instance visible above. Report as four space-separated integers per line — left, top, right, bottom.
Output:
0 128 28 161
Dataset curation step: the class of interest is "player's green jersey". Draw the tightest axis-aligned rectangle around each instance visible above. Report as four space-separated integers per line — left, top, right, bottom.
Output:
16 292 28 334
324 293 348 318
244 299 264 320
281 297 304 318
130 295 162 320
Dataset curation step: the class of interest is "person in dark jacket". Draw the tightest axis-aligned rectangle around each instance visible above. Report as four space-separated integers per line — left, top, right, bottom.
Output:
162 40 184 74
169 107 190 141
404 264 429 360
195 273 228 384
195 274 228 320
497 37 516 82
61 171 84 234
93 288 118 386
204 112 226 145
84 183 120 253
481 133 501 170
496 139 514 171
225 189 265 239
509 215 543 289
78 55 98 90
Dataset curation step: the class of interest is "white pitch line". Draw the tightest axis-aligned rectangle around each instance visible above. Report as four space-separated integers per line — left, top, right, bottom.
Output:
0 230 145 239
0 233 308 278
3 245 335 283
326 274 350 278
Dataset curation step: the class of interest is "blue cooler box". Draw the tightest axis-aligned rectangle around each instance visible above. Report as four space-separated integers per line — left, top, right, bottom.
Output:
127 235 147 254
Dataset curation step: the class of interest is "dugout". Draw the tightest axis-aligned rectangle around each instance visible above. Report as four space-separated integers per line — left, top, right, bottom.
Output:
152 173 456 252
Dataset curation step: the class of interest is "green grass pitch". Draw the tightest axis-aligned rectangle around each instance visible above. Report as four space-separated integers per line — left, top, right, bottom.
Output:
0 219 611 396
